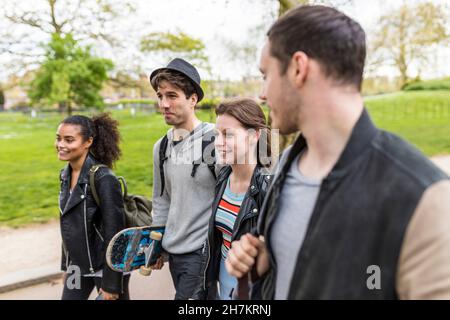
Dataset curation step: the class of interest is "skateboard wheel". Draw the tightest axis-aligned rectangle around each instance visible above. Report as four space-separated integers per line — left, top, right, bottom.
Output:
150 231 163 241
139 266 152 276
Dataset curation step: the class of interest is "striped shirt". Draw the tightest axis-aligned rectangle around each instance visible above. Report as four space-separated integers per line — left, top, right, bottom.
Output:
215 177 245 260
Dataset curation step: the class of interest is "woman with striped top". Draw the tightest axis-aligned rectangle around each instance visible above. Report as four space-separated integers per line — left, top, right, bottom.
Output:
205 98 273 300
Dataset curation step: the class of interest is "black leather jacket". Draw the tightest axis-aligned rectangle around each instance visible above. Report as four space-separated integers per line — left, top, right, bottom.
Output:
205 165 273 299
59 153 126 294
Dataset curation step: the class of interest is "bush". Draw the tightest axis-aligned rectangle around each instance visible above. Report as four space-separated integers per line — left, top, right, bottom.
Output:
106 99 157 109
403 78 450 91
10 101 31 112
197 97 221 110
117 99 156 105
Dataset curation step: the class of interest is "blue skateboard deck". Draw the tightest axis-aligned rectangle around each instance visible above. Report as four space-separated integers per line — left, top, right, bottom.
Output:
106 226 164 273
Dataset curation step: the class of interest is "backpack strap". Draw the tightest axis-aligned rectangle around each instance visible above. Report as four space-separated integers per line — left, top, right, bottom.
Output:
117 176 128 197
206 137 217 179
158 135 169 197
89 164 108 207
191 131 216 179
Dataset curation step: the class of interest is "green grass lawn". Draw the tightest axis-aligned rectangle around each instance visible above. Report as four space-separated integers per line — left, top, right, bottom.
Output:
0 90 449 227
365 91 450 156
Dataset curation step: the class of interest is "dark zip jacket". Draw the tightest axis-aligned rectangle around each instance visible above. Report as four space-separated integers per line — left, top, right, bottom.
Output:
255 108 448 299
59 153 126 294
205 165 272 299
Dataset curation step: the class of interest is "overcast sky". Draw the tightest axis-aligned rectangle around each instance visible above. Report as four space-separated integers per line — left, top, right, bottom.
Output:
1 0 449 81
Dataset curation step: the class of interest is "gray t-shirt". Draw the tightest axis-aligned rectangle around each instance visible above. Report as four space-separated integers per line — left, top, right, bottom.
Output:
271 151 322 300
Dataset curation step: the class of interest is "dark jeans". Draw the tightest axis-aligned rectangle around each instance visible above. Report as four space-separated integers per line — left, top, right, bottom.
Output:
61 274 130 300
169 244 208 300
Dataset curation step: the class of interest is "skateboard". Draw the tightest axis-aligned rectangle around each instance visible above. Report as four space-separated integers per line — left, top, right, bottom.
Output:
106 226 165 276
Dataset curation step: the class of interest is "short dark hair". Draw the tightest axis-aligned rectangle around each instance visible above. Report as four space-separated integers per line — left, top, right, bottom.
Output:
151 69 197 100
267 5 366 90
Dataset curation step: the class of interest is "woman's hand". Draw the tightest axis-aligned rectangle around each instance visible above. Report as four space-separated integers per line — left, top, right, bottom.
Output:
99 288 119 300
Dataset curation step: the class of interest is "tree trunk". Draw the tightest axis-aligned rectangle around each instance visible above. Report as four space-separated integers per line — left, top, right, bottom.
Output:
275 0 303 151
58 101 65 113
0 89 5 111
279 0 311 16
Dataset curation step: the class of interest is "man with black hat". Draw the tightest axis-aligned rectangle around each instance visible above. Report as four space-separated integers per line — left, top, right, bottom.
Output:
148 58 217 300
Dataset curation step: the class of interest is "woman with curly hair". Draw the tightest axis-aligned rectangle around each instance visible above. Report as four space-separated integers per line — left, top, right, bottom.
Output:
56 113 128 300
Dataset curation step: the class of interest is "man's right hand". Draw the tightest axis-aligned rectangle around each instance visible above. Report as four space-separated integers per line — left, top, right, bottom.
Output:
225 233 269 279
150 256 164 270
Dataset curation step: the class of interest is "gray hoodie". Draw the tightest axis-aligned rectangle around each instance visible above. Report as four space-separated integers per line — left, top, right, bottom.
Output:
152 122 218 254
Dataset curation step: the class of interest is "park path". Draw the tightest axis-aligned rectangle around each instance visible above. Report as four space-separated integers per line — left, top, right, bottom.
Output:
0 219 175 299
0 222 60 280
0 264 175 300
0 155 449 299
430 155 450 175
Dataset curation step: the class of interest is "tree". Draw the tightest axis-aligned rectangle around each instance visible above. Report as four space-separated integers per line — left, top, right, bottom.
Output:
279 0 309 15
0 87 5 111
224 24 265 82
106 71 154 99
28 33 113 115
278 0 353 15
221 0 354 152
140 30 210 73
370 2 449 87
0 0 135 77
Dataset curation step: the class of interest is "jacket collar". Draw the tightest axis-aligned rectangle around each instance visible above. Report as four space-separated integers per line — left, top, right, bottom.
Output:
61 153 98 184
331 108 378 173
283 107 378 179
60 153 99 215
217 165 266 198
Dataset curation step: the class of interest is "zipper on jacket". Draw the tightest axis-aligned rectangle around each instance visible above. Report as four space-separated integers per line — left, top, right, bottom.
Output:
60 190 69 268
263 179 283 299
62 242 70 269
58 191 63 215
204 174 228 292
83 184 95 274
93 224 104 242
203 235 211 291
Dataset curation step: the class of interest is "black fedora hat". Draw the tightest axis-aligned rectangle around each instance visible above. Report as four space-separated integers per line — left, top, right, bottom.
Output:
149 58 204 102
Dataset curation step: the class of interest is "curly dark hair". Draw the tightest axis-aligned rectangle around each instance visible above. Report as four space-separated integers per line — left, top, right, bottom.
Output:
61 113 121 168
